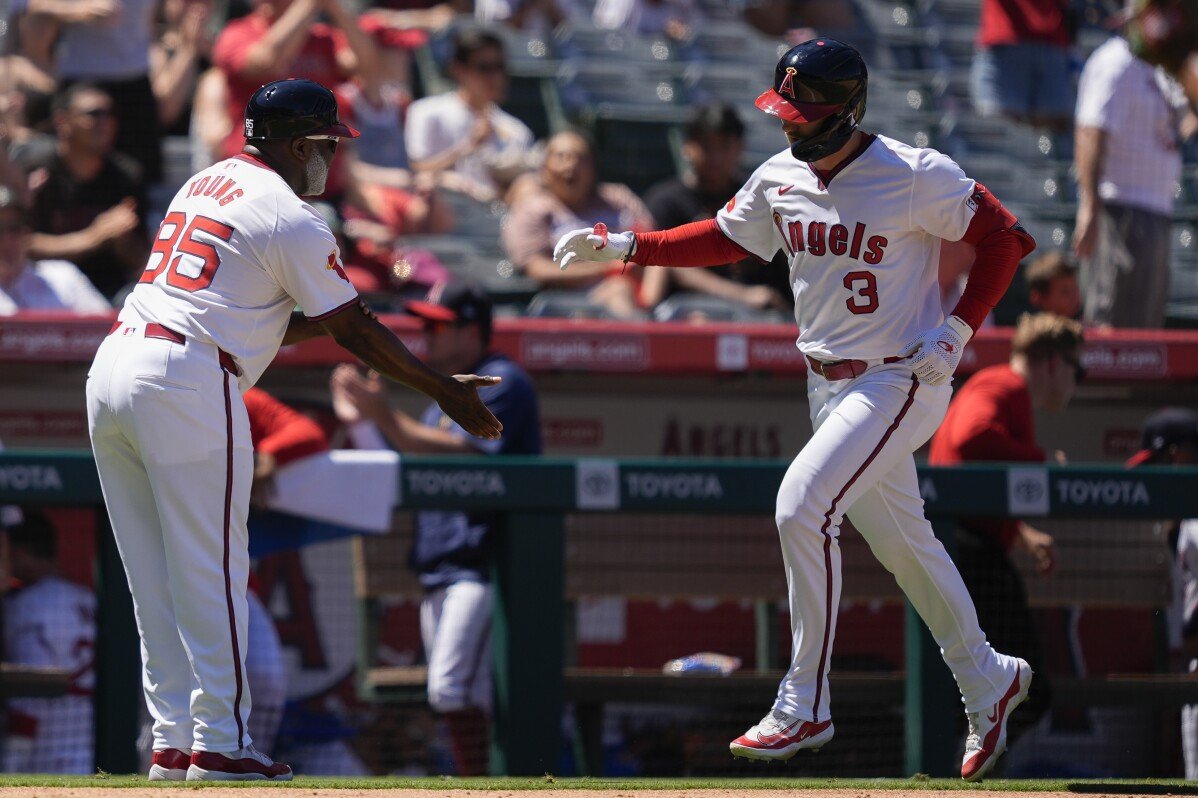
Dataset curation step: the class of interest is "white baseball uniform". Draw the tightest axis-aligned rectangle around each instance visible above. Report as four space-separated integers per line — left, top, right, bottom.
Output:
4 576 96 773
716 133 1019 722
86 152 358 754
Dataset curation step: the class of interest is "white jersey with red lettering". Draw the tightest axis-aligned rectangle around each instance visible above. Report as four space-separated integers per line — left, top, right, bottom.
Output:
711 132 1021 740
122 153 358 389
87 151 358 757
716 133 979 362
4 576 96 774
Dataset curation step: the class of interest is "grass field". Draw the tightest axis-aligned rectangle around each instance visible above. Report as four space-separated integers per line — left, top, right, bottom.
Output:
0 776 1195 794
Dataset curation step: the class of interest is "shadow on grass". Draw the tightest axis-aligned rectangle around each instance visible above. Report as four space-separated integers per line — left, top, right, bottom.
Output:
1069 785 1198 795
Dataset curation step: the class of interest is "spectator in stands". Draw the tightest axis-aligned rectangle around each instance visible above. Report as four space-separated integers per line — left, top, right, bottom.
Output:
1073 33 1193 328
335 18 453 245
971 0 1074 130
2 510 96 774
329 281 541 776
1125 409 1198 778
0 185 110 314
503 130 653 319
150 0 214 132
1024 250 1081 319
404 27 534 202
593 0 701 39
0 56 57 168
641 104 788 317
212 0 379 162
475 0 579 31
929 312 1086 747
24 0 164 182
25 84 146 301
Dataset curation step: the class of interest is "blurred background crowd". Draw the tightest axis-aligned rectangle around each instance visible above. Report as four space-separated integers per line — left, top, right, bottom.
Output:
0 0 1195 327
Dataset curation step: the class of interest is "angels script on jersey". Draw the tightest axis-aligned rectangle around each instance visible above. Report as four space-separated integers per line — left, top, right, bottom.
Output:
184 175 245 207
771 212 888 263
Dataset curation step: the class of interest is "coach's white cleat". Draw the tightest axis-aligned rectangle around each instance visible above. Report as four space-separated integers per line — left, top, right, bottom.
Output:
729 709 834 761
147 748 191 781
187 745 293 781
961 658 1032 782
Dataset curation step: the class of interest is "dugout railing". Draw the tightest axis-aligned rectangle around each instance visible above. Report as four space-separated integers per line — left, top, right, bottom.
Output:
2 450 1197 776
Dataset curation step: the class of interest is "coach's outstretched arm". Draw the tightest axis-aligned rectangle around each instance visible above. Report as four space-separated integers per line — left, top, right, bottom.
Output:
318 301 504 440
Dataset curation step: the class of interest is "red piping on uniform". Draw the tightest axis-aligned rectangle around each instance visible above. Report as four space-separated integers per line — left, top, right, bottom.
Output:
233 153 276 172
222 371 246 748
306 295 360 323
811 373 919 721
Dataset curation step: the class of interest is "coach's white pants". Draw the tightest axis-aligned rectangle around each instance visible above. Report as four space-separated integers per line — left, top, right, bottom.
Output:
773 362 1018 723
421 581 493 713
87 326 254 753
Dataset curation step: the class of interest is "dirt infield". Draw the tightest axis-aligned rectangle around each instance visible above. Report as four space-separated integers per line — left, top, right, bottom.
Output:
0 786 1164 790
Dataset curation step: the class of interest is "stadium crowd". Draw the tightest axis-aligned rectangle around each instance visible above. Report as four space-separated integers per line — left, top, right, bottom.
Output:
0 0 1194 326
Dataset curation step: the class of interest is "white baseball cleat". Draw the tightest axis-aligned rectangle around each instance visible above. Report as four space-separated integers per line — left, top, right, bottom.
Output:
961 658 1033 782
729 709 835 761
147 748 191 781
186 745 293 781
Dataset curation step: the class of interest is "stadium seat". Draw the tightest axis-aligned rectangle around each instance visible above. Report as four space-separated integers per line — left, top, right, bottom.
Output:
553 25 681 71
653 293 787 323
527 290 623 319
681 19 787 66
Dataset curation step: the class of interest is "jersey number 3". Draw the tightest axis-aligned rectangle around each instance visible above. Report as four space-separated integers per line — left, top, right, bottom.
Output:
843 270 879 315
139 211 235 292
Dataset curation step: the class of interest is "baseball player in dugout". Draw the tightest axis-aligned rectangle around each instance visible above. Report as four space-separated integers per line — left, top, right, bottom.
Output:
86 77 502 782
556 39 1037 781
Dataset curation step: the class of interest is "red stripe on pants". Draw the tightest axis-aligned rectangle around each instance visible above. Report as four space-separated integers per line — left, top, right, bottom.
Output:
811 374 920 721
222 371 246 748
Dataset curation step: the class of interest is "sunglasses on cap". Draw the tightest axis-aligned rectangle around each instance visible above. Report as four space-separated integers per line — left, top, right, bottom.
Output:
306 134 340 152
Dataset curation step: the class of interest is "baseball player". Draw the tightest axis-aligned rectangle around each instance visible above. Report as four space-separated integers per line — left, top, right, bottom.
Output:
86 78 502 782
555 39 1036 781
3 511 96 774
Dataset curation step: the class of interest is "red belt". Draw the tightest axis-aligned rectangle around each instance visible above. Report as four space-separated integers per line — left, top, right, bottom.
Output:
806 354 905 381
109 321 241 376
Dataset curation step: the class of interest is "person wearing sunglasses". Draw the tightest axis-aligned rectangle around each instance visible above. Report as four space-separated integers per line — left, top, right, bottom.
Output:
25 83 146 300
87 79 502 783
929 311 1086 754
405 27 535 202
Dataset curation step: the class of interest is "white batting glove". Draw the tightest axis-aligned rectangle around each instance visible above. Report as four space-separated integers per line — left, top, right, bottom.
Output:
553 225 636 271
900 315 973 386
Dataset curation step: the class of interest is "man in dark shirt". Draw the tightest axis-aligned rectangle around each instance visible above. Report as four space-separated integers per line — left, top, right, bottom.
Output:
929 312 1085 746
25 84 147 300
641 103 789 316
329 281 540 775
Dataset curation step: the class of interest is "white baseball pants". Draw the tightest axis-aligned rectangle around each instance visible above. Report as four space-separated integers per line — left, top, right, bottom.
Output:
420 581 493 713
773 362 1018 722
87 323 254 753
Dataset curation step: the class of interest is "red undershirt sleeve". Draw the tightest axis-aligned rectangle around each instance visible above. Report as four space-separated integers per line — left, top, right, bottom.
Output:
633 219 757 267
950 184 1037 332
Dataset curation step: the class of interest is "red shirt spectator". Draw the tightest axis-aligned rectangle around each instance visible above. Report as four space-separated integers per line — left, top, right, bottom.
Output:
211 0 377 165
244 387 329 467
976 0 1070 48
929 364 1044 550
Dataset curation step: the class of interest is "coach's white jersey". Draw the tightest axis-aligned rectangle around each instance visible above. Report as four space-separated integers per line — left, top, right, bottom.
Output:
123 154 359 389
716 134 979 361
